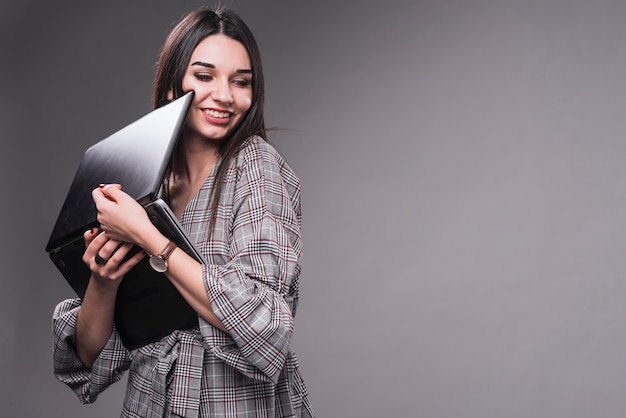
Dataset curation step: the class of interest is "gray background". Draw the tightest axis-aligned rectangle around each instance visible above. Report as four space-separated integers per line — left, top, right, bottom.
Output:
2 0 626 417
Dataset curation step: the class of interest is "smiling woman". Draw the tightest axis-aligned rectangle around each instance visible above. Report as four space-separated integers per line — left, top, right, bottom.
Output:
51 7 314 418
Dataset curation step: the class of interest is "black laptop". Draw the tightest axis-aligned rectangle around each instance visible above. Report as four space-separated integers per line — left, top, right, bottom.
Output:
46 91 203 350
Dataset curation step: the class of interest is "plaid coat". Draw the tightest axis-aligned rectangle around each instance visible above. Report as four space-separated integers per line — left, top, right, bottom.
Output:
53 136 314 417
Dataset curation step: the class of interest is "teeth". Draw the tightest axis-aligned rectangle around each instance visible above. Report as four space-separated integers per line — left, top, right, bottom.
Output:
204 109 230 118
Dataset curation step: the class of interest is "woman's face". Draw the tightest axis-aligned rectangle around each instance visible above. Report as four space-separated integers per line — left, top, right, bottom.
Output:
179 34 253 143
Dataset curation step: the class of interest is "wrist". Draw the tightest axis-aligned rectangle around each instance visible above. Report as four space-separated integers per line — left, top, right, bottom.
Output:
148 240 177 273
87 274 121 297
137 224 170 257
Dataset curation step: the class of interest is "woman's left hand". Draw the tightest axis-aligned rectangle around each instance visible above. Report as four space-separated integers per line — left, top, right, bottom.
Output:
92 184 154 244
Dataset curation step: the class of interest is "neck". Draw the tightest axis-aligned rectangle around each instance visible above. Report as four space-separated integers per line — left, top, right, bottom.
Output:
176 132 220 184
165 134 220 218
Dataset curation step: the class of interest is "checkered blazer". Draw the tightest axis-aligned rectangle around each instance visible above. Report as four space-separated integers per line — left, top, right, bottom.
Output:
53 136 314 417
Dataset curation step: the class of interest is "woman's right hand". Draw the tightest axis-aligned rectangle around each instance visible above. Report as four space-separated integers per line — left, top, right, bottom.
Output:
82 228 146 289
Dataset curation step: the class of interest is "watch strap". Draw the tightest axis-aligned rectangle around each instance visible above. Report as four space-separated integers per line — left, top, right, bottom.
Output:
157 241 177 261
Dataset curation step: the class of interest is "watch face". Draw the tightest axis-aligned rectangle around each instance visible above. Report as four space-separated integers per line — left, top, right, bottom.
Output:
149 255 167 273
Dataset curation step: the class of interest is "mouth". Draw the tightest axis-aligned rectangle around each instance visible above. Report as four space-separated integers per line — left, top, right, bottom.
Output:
203 108 232 119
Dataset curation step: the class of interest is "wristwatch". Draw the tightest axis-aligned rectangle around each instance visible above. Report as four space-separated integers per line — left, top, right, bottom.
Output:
149 241 177 273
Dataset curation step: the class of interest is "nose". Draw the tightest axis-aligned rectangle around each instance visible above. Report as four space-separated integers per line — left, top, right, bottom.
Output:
212 79 233 104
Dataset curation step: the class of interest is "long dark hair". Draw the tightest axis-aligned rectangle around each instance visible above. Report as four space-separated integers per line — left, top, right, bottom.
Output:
153 7 266 233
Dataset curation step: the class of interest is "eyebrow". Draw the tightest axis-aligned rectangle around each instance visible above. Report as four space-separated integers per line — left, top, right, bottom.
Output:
191 61 252 74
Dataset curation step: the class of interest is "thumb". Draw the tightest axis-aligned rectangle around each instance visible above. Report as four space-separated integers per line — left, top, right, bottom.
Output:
99 183 122 191
99 183 124 201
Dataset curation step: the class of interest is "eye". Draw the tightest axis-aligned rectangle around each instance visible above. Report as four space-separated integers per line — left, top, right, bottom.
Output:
233 79 251 88
195 73 213 81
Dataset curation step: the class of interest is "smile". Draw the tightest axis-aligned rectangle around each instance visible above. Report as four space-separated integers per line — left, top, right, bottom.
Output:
204 109 231 119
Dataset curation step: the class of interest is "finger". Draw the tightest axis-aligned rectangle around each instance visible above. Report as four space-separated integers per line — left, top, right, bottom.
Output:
83 231 105 263
96 238 123 260
84 239 124 273
102 243 144 280
83 228 99 248
83 233 119 264
105 242 135 264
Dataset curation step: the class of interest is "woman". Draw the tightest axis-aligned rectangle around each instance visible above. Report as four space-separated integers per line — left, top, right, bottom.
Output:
52 7 314 417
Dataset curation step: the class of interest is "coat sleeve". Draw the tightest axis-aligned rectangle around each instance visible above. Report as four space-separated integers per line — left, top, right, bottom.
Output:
52 298 132 403
200 141 303 383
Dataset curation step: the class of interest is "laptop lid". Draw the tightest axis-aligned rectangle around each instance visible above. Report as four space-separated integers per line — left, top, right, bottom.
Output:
46 92 201 349
46 91 194 253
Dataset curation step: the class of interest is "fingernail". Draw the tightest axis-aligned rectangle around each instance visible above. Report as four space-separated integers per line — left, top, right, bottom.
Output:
91 228 98 234
99 184 105 189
